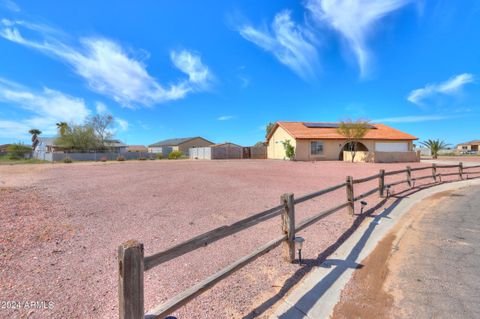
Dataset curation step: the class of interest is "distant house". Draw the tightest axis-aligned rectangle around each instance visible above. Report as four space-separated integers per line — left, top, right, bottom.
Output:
0 144 11 154
267 122 419 162
127 145 148 152
148 137 213 156
34 137 128 153
456 140 480 153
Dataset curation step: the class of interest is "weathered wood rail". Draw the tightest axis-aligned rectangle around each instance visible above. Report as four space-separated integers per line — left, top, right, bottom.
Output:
118 162 477 319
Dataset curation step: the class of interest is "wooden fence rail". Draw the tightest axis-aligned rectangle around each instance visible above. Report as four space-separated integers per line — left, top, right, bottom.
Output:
118 162 476 318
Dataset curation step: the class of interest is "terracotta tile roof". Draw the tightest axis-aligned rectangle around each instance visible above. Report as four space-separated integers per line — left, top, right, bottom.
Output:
268 122 418 141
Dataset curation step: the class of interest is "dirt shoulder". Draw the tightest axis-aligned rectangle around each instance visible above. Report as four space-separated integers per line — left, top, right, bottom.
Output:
331 188 472 319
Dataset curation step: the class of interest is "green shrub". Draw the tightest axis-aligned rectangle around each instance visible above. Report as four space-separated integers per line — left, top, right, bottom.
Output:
63 157 73 163
281 140 295 160
168 150 182 160
117 155 125 161
156 153 164 160
7 143 31 160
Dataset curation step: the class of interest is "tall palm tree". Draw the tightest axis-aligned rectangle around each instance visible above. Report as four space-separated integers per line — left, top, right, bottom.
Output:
28 129 41 136
420 139 450 159
28 128 42 149
56 122 69 136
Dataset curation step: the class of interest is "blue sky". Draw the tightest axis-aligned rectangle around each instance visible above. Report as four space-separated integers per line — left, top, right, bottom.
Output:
0 0 479 146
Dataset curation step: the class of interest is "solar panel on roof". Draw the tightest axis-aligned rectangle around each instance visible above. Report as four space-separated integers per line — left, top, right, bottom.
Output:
303 123 340 128
303 122 377 129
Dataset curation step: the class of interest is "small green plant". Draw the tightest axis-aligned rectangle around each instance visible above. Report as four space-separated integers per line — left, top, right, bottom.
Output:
7 143 31 160
117 155 125 161
156 153 164 160
63 157 73 163
281 140 295 160
138 157 147 161
168 150 183 160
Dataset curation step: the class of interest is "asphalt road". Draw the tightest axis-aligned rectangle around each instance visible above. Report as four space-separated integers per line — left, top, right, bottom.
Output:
388 184 480 318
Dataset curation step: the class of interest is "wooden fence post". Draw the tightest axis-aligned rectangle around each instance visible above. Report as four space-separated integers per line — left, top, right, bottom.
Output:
346 176 354 215
432 164 437 182
119 240 144 319
379 169 385 198
281 193 295 263
406 166 412 187
459 162 463 180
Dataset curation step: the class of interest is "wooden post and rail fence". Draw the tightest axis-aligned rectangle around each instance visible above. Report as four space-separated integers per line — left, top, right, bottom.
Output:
118 162 480 319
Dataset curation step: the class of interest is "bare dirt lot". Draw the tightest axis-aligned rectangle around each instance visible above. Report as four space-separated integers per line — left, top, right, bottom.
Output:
0 159 445 318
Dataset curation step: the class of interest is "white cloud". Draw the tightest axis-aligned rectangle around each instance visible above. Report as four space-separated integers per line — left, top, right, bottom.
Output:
238 10 319 81
171 50 212 90
115 118 129 131
1 0 20 12
0 78 91 137
374 114 464 123
306 0 411 77
96 101 108 114
0 20 213 108
217 115 234 121
0 120 29 139
407 73 475 105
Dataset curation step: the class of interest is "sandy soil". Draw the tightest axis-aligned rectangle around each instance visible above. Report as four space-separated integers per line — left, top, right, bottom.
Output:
331 190 456 319
0 159 454 319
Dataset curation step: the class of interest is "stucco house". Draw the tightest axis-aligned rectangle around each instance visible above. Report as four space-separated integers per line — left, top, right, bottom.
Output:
34 137 128 153
266 122 419 162
148 137 213 156
456 140 480 153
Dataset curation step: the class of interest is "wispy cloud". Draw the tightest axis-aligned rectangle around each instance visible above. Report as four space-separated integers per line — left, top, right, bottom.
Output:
0 19 213 108
238 10 319 81
115 118 129 131
374 114 465 123
217 115 234 121
306 0 411 77
0 77 91 137
407 73 475 105
1 0 20 12
95 101 108 114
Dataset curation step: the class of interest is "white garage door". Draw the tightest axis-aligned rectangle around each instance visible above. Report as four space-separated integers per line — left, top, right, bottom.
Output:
375 142 408 152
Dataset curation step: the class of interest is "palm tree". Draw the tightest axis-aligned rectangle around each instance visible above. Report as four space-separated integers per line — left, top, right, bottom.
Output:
28 129 41 136
28 128 42 149
420 139 450 159
56 122 69 136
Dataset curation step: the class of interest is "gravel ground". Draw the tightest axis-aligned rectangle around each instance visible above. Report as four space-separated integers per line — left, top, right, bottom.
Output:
0 159 460 319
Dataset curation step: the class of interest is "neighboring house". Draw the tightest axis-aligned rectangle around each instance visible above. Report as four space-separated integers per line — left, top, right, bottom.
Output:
104 140 128 153
456 140 480 153
148 137 213 156
267 122 419 162
127 145 148 152
34 137 128 153
0 144 11 154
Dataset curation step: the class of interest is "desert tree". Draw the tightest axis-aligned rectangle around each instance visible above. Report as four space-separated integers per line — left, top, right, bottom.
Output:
265 122 275 139
420 139 450 159
86 113 114 149
337 119 371 162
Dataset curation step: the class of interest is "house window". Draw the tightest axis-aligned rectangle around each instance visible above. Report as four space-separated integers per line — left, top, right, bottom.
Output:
311 141 324 155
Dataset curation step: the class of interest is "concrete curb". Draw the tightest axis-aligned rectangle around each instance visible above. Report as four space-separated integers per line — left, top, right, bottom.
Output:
270 178 480 319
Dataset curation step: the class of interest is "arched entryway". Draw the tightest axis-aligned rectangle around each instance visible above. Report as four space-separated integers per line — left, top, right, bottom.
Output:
339 142 368 160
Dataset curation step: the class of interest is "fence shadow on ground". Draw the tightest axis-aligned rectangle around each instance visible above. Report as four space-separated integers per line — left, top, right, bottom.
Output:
243 181 444 319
